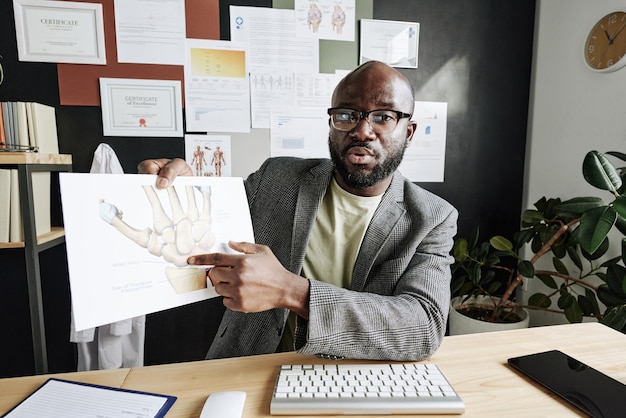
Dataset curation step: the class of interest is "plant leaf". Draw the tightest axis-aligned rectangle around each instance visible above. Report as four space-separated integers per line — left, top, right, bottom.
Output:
453 238 469 261
577 206 617 254
528 293 551 308
521 209 544 226
605 151 626 162
578 292 600 316
536 273 558 289
558 292 574 309
566 246 583 270
564 299 583 323
487 281 502 294
615 215 626 236
481 269 496 284
601 306 626 332
490 236 513 252
457 282 475 297
613 195 626 219
517 260 535 278
552 256 569 275
583 150 622 192
484 254 501 266
581 236 609 260
450 276 465 294
555 196 605 215
605 264 626 295
471 264 481 285
597 284 626 307
599 255 622 269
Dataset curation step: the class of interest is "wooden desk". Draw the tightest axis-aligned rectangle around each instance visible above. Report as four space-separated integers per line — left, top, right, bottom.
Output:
1 323 624 417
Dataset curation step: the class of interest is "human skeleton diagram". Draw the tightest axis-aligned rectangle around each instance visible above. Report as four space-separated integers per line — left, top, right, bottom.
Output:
99 185 215 293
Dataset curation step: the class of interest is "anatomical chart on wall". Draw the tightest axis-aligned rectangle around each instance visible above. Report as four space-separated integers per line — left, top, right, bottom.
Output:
184 134 232 177
59 173 254 331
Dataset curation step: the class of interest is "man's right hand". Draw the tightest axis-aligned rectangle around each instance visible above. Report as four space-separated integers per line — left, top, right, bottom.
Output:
137 158 193 189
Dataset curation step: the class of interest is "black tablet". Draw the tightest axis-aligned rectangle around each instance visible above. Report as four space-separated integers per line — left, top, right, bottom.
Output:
508 350 626 418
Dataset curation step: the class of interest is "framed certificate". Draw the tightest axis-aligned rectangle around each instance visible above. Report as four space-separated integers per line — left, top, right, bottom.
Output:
99 78 184 137
359 19 420 68
13 0 106 65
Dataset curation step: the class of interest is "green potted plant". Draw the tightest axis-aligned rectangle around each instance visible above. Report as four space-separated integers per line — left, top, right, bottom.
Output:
450 150 626 334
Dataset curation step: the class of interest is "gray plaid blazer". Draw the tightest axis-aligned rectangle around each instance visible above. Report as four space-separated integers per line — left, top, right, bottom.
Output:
206 157 457 361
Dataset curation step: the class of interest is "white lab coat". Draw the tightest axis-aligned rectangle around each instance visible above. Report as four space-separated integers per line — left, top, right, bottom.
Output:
69 143 146 371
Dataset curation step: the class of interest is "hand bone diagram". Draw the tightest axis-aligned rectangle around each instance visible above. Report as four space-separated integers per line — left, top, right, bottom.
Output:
99 185 216 268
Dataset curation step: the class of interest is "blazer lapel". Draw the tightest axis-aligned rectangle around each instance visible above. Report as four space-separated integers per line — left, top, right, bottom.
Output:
289 161 334 273
351 173 406 291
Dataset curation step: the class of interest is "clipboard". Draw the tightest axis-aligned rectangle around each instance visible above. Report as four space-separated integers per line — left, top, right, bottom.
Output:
1 378 176 418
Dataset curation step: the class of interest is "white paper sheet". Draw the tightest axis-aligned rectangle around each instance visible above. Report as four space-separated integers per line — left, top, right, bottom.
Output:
360 19 420 68
60 173 254 331
295 72 343 108
398 101 448 182
229 6 319 74
184 39 250 133
113 0 186 65
270 107 329 158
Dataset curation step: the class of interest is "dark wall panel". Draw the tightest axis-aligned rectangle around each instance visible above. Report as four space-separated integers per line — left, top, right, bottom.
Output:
374 0 536 241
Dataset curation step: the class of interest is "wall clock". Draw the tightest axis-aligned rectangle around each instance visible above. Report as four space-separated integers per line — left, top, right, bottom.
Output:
584 11 626 72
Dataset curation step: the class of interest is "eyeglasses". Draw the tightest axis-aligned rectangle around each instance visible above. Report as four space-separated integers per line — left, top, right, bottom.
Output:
327 108 412 133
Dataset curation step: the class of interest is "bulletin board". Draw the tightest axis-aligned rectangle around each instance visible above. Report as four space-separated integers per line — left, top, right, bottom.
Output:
57 0 220 106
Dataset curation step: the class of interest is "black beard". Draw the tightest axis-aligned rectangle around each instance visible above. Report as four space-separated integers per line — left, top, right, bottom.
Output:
329 140 406 189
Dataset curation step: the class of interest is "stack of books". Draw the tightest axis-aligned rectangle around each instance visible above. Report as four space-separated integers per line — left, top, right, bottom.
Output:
0 101 59 153
0 102 59 243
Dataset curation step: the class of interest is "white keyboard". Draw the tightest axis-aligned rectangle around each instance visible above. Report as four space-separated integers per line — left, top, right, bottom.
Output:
270 363 465 415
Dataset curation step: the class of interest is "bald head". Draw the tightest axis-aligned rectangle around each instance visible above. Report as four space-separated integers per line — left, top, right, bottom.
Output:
332 61 415 114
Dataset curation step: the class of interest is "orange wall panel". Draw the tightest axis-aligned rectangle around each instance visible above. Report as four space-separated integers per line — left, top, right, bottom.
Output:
57 0 220 106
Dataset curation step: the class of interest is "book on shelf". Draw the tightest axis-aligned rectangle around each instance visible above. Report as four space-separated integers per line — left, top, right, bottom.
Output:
0 168 10 242
0 102 6 148
1 167 52 243
9 169 22 242
0 101 58 153
2 102 15 147
29 102 59 154
16 101 30 149
26 102 36 148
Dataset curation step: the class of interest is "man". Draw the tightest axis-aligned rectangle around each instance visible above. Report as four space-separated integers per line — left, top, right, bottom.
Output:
139 61 458 361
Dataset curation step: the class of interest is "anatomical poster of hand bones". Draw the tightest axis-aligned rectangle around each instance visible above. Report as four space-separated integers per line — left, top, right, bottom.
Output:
59 173 254 331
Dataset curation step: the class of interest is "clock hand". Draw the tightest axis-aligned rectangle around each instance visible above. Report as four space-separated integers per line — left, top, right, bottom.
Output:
609 22 626 43
603 28 611 41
